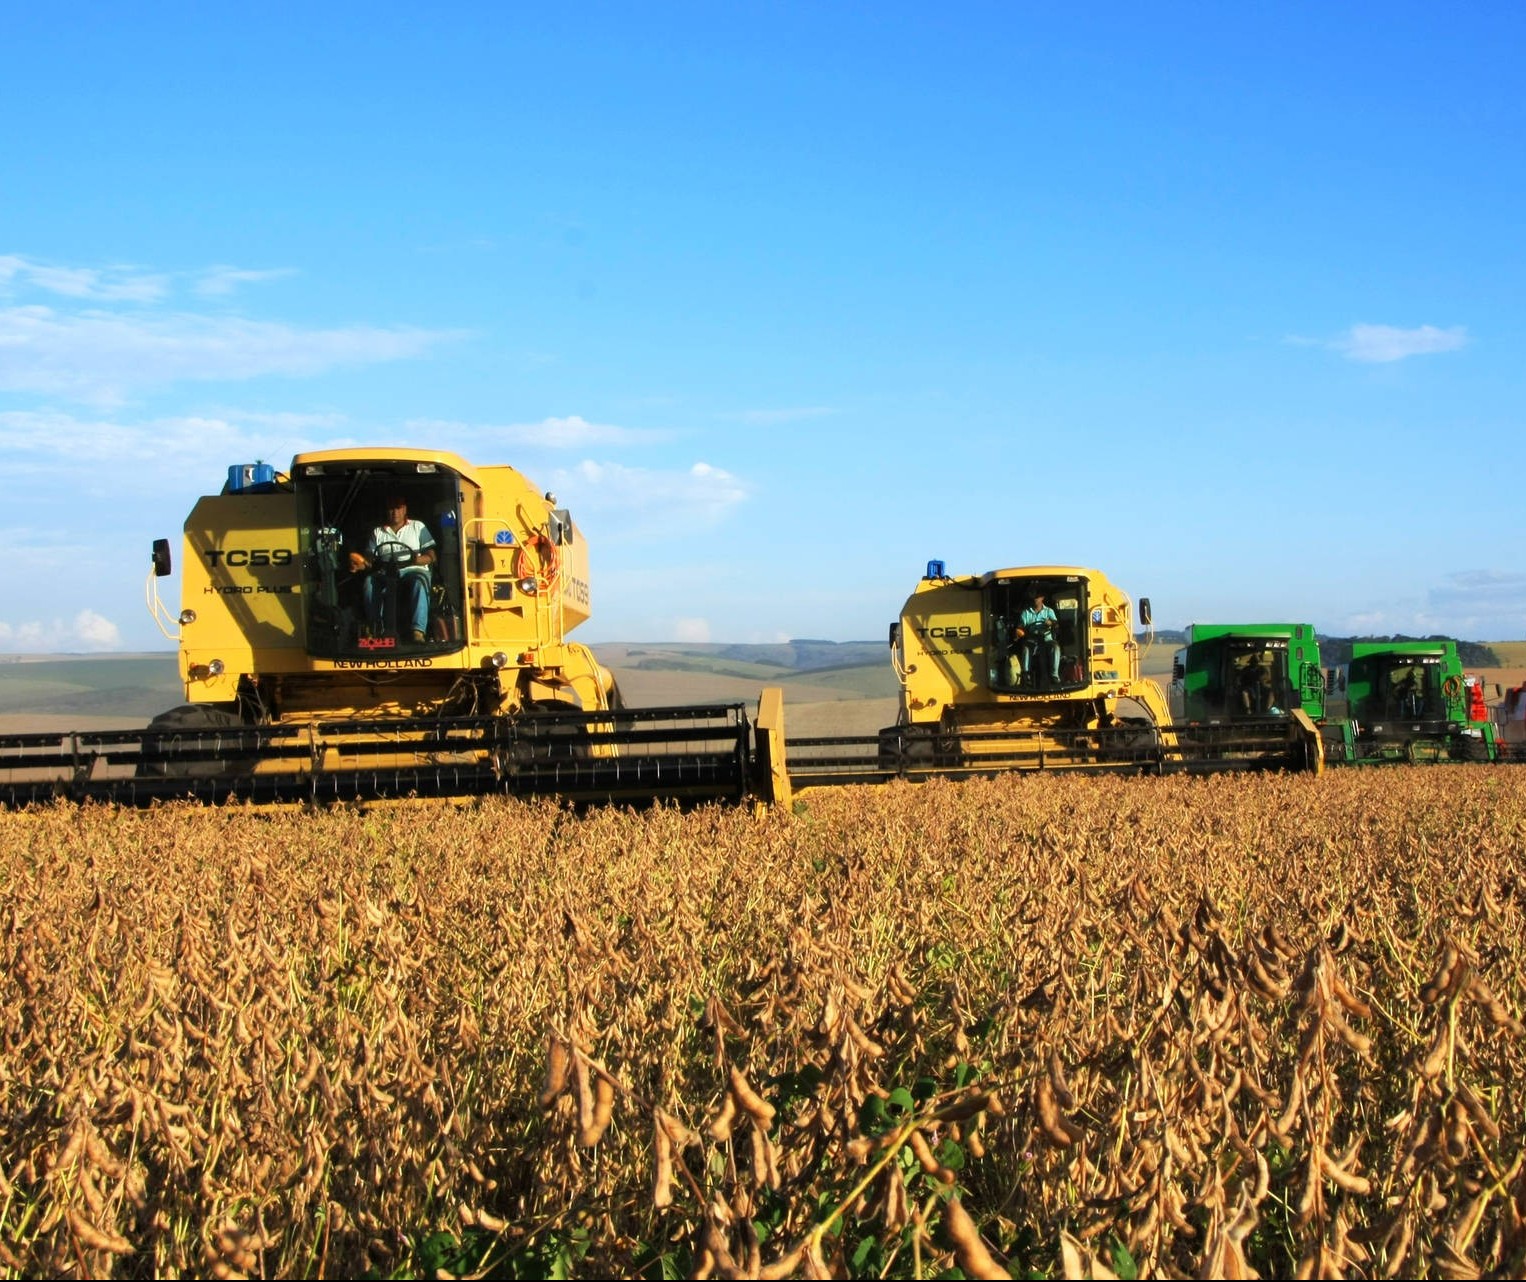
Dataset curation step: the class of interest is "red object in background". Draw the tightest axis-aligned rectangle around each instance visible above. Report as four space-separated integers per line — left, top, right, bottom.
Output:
1464 675 1488 723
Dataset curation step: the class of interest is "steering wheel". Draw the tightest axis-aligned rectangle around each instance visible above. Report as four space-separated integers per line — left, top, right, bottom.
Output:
366 540 419 572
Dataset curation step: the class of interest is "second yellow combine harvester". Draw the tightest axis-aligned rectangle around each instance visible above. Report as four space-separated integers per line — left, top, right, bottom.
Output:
775 561 1323 799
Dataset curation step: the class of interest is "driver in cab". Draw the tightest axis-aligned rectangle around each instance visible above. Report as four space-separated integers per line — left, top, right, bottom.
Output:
349 494 436 642
1016 590 1062 687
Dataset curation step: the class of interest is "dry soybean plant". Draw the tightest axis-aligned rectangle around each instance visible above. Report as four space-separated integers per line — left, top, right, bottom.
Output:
1 766 1525 1278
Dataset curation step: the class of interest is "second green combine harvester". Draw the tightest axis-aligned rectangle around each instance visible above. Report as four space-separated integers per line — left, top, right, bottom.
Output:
1330 640 1499 764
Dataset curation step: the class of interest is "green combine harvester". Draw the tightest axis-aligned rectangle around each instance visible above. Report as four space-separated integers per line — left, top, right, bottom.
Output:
1166 623 1326 768
1171 623 1325 721
1327 640 1500 764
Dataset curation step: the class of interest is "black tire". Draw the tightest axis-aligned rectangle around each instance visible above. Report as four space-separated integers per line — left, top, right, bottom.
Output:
877 724 959 771
137 704 253 779
1098 717 1161 764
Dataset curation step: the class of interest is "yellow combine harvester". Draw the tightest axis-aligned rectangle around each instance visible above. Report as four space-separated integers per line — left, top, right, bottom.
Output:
775 561 1322 799
1 448 753 806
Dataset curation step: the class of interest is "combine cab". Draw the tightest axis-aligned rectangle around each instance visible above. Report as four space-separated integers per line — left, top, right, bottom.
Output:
1331 640 1500 764
0 449 754 807
777 563 1322 797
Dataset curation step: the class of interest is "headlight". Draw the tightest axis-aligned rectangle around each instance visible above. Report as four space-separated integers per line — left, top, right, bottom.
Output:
178 608 197 625
486 651 509 670
517 576 538 596
208 658 225 677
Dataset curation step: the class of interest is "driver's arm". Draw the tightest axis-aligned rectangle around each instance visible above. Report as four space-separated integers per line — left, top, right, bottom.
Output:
353 528 379 572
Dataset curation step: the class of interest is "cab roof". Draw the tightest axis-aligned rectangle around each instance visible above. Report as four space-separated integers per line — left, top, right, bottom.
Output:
291 447 485 489
977 565 1103 585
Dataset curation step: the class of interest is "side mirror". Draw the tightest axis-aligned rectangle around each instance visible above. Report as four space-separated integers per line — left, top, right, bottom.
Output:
550 508 574 545
1139 597 1152 627
1172 660 1184 681
151 538 172 577
888 622 901 648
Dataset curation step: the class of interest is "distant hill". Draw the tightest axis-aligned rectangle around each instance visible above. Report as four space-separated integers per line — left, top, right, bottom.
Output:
1319 636 1500 667
601 639 886 674
0 654 181 719
3 635 1511 729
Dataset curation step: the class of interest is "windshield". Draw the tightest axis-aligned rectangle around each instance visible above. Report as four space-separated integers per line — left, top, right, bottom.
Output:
1223 640 1291 717
295 465 465 660
1372 656 1443 721
987 576 1089 693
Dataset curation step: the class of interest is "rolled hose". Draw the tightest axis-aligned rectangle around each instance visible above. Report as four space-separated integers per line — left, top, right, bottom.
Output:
514 531 560 586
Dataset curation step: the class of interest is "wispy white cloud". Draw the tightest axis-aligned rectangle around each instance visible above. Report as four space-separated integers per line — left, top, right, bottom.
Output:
0 409 357 483
672 617 712 643
195 407 349 433
1332 571 1526 641
0 254 169 303
1 253 293 302
1330 323 1469 363
194 265 298 297
0 609 121 653
547 459 749 535
0 306 456 403
405 414 671 450
1425 571 1526 637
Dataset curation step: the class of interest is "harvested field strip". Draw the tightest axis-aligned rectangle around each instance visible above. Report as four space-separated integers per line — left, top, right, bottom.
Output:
2 768 1525 1277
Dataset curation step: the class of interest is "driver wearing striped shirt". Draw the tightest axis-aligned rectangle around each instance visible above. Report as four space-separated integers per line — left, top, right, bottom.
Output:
349 495 436 642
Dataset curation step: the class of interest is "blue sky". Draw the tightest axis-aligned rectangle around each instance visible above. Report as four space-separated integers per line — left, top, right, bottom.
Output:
3 3 1524 651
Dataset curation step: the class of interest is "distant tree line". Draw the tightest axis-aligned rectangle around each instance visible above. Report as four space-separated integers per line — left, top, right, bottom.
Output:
1317 636 1500 668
